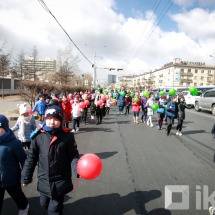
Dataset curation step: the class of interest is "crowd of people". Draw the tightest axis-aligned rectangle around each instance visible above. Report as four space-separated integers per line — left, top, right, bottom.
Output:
1 86 214 215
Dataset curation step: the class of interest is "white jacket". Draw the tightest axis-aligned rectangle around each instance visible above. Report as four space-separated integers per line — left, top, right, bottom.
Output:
72 103 82 117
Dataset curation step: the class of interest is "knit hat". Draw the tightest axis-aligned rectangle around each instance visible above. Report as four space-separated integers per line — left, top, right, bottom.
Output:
0 114 9 132
17 103 28 115
44 105 63 123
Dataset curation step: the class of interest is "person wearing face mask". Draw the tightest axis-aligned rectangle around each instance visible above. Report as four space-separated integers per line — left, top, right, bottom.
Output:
11 103 36 149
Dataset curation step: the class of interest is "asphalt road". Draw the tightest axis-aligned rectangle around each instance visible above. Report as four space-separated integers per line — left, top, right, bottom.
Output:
2 106 215 215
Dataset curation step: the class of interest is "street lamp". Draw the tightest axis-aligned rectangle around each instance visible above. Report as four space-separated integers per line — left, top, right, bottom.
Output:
85 44 106 88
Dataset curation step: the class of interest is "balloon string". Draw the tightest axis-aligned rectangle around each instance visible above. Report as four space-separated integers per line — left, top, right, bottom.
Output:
72 178 81 192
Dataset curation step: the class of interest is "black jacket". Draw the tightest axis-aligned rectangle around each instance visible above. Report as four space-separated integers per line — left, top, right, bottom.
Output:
21 129 79 199
177 102 186 119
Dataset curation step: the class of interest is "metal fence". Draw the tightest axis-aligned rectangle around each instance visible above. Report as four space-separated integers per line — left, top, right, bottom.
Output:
0 77 20 96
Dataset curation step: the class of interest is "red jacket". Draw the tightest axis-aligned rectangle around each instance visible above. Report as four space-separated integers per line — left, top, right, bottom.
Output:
132 98 141 112
60 100 72 122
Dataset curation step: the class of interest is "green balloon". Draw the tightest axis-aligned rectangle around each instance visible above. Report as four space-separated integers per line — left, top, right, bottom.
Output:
95 90 98 94
134 97 139 103
121 91 125 97
130 92 134 97
142 91 150 98
192 88 198 96
189 86 197 94
152 103 159 111
159 91 165 96
169 88 176 96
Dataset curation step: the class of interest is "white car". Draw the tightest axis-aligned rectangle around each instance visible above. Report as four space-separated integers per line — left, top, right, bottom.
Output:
179 91 202 108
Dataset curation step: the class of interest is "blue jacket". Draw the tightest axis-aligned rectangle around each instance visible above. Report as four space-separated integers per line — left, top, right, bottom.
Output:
165 101 178 118
157 101 167 114
11 116 37 142
117 91 127 106
0 130 26 188
32 100 47 115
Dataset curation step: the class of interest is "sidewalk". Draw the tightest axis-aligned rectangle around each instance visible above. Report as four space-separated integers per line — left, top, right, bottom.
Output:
0 96 37 121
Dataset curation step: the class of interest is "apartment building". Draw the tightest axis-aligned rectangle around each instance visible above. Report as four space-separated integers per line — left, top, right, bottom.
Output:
116 58 215 90
22 57 56 80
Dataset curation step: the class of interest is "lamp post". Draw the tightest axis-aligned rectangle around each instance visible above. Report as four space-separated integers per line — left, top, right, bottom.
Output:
85 44 106 88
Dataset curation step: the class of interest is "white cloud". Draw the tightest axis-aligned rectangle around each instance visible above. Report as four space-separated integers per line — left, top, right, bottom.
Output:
175 0 215 7
0 0 215 85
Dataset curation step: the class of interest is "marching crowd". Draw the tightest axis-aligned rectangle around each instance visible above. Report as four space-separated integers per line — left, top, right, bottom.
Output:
0 86 214 215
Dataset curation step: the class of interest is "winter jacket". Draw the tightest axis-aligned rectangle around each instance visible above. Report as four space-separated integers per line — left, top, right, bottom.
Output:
21 129 79 199
60 100 72 122
132 98 141 112
157 101 167 114
124 97 131 106
0 130 26 188
11 116 36 142
32 100 47 115
146 99 154 116
177 102 186 119
141 97 148 110
165 101 178 118
72 103 82 118
117 91 127 107
95 94 106 108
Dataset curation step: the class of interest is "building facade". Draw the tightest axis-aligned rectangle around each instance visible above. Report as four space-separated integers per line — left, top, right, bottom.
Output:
108 74 116 85
22 57 56 80
116 58 215 90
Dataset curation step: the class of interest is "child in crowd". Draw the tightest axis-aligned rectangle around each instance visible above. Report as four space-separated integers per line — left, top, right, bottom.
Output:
176 96 186 136
0 114 29 215
11 103 36 149
165 95 178 136
82 94 90 124
90 94 96 119
60 95 72 128
124 94 131 115
71 97 82 132
146 93 154 127
157 96 167 130
132 92 141 124
105 95 111 116
141 96 148 123
32 94 47 122
21 106 79 215
95 89 106 125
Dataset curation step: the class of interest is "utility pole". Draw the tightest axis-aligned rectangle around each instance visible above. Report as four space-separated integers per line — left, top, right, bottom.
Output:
0 64 4 99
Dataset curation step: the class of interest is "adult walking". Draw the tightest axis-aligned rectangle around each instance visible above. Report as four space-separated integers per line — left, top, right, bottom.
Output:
95 89 106 125
117 86 127 114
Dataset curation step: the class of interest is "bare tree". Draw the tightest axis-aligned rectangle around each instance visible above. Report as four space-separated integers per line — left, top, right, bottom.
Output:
13 49 25 79
56 46 80 84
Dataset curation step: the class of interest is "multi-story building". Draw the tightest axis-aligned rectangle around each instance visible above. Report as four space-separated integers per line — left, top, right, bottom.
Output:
22 57 56 81
108 74 116 85
115 58 215 90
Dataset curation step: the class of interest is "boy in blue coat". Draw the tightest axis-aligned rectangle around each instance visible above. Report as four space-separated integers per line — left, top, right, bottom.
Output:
0 114 28 215
32 94 47 122
165 95 178 136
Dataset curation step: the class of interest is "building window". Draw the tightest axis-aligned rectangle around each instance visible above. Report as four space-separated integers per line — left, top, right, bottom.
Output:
188 69 191 73
201 70 204 73
194 83 197 86
195 70 198 73
201 76 204 80
200 83 203 86
208 70 212 74
208 77 212 80
194 76 197 80
181 69 184 73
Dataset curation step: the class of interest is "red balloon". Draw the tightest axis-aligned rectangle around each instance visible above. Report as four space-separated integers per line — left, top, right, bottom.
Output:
70 100 74 105
84 100 90 106
29 109 33 115
77 154 103 180
88 92 91 95
79 102 85 109
97 100 103 106
112 101 116 105
101 96 106 102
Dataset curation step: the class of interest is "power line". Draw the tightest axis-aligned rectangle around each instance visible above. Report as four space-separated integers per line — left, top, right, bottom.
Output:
125 0 175 67
38 0 93 65
124 0 161 66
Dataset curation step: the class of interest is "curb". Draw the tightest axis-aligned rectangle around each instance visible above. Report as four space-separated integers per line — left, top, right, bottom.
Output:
9 116 39 121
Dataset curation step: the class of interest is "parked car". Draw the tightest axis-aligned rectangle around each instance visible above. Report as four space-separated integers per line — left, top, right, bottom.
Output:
195 89 215 115
178 91 202 109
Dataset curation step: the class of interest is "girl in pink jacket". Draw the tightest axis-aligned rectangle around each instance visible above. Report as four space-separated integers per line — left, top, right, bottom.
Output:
132 92 141 124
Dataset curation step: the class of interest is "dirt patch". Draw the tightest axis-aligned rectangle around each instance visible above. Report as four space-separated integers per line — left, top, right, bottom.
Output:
0 95 22 100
